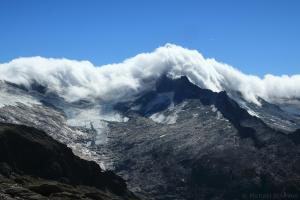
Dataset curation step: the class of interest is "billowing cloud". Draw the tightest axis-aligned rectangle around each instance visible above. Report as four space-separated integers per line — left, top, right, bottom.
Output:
0 44 300 105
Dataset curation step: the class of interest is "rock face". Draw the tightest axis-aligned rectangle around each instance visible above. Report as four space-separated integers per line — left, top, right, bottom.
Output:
0 123 140 200
2 75 300 200
107 76 300 200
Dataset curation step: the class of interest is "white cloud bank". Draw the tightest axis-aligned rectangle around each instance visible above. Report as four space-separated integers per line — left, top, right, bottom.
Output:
0 44 300 105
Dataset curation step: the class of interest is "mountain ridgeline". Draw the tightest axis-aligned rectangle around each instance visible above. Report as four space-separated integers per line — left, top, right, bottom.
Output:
1 74 300 200
109 75 300 200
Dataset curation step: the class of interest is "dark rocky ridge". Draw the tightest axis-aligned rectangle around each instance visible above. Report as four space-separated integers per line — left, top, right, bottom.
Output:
289 129 300 145
108 76 300 200
0 123 140 200
116 75 282 148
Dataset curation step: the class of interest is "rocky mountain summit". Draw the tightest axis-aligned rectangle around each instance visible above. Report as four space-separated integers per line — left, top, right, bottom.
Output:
107 76 300 200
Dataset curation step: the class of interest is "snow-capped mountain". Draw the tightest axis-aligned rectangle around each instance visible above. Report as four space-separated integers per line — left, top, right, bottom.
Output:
1 44 300 199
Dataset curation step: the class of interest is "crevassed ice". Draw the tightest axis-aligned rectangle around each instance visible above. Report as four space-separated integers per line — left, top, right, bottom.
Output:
66 105 128 144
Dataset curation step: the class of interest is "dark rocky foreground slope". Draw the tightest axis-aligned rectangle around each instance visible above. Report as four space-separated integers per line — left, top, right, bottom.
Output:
0 123 140 200
108 76 300 200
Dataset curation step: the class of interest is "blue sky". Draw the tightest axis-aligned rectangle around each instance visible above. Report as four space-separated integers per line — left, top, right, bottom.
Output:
0 0 299 77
